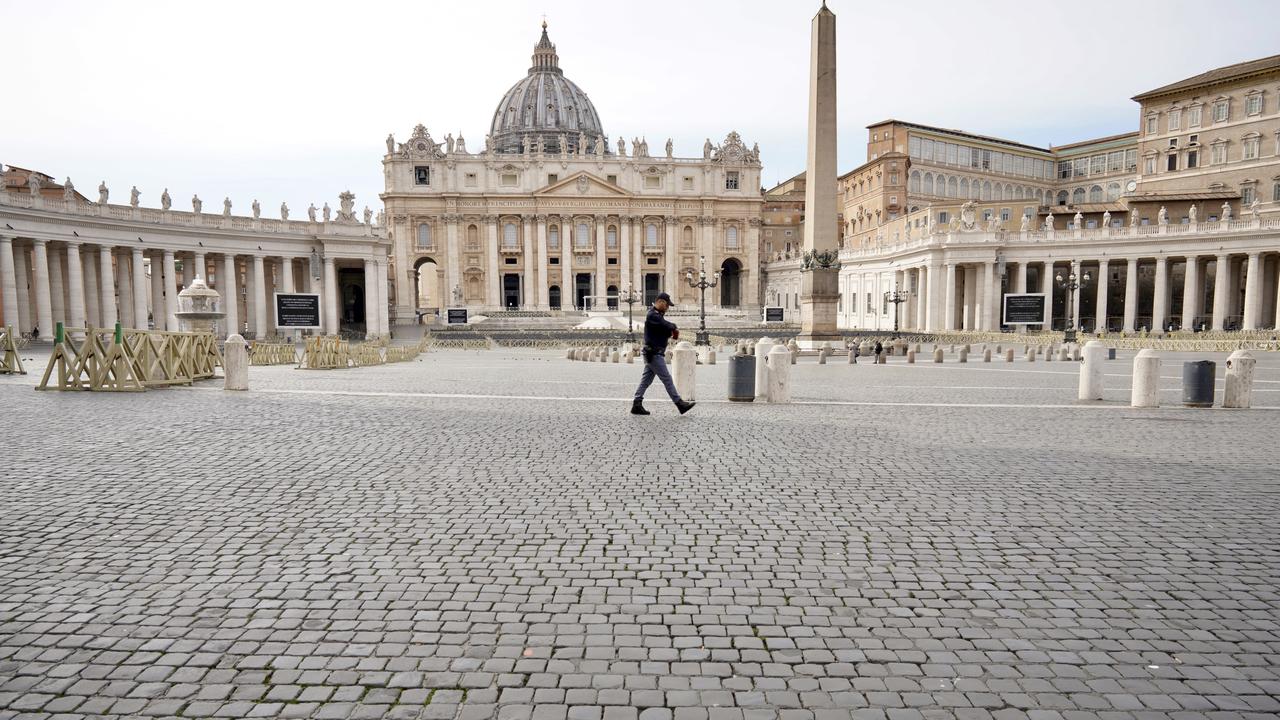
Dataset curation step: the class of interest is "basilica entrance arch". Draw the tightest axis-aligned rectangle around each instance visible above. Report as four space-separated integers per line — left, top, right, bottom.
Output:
503 274 522 309
720 258 742 308
413 257 441 315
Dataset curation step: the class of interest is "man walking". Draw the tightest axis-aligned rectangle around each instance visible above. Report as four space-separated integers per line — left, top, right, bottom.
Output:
631 292 696 415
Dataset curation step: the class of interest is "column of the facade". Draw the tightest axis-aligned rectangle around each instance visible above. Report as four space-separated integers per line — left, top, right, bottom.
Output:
0 236 19 332
1151 256 1168 333
960 265 976 330
149 252 165 331
524 215 537 309
619 218 631 299
981 261 997 331
251 255 267 337
48 243 66 327
244 257 258 336
323 256 339 334
131 249 148 330
485 217 500 310
914 266 927 330
943 263 957 331
1095 259 1109 333
116 249 134 331
12 244 32 332
162 250 179 331
377 258 390 335
1182 256 1200 331
98 244 118 329
1069 259 1081 332
222 254 239 335
630 218 642 295
594 215 607 308
746 219 761 310
560 220 573 310
30 240 53 340
363 258 378 337
664 217 677 295
445 215 461 307
83 249 100 328
1123 258 1138 332
1211 254 1230 330
535 215 549 310
1042 261 1054 328
65 243 86 332
1242 251 1262 330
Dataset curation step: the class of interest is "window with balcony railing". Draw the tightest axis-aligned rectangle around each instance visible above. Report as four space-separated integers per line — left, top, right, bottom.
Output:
576 223 590 248
503 222 518 248
417 223 432 249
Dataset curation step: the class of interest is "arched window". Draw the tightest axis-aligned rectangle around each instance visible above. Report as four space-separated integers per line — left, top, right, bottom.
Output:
549 224 560 249
959 178 969 198
417 223 431 249
645 222 658 246
1106 182 1121 201
981 181 991 201
576 222 590 247
998 184 1007 201
1056 190 1069 206
909 171 921 193
466 224 479 250
947 176 958 197
682 225 694 248
607 225 618 248
1089 185 1104 203
503 222 517 247
726 226 739 248
1072 188 1086 205
934 175 945 196
923 173 933 195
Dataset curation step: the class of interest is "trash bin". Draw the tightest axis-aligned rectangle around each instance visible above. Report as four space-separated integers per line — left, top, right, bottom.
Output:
1107 347 1116 360
1182 360 1215 408
728 354 756 402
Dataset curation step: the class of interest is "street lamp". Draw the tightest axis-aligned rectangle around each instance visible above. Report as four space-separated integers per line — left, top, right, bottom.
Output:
1055 268 1092 344
619 284 642 344
883 286 910 339
684 255 720 346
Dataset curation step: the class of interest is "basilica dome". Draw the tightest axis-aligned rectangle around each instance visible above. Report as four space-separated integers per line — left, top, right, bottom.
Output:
489 23 605 155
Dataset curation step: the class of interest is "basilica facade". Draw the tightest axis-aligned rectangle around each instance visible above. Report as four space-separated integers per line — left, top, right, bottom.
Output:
381 23 764 323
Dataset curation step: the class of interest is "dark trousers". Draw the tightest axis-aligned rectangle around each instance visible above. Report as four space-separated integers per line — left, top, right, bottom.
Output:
633 353 682 403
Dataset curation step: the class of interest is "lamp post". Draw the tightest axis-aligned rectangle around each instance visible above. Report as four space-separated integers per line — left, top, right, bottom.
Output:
883 286 910 338
620 284 642 344
684 255 720 346
1056 268 1092 344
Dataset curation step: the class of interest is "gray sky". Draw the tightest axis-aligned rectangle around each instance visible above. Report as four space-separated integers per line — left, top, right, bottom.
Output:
7 0 1278 214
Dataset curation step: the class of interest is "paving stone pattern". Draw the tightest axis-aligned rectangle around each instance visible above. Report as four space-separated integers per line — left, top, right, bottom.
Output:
1 348 1278 719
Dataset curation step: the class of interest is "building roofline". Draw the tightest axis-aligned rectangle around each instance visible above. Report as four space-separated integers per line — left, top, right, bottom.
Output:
1132 53 1280 102
1049 131 1141 152
865 119 1052 154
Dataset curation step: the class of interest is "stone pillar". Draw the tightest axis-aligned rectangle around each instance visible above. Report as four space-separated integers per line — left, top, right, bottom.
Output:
664 217 677 296
10 244 33 333
163 250 179 331
0 235 19 332
116 249 134 331
48 244 65 327
377 258 390 335
364 258 378 337
181 251 194 289
982 261 997 331
561 222 573 310
281 257 296 293
620 217 632 302
925 261 942 331
251 255 267 337
961 265 976 330
83 249 100 328
1274 257 1280 332
485 217 500 310
195 252 207 281
98 244 118 329
1181 256 1200 331
594 215 607 308
66 242 86 332
1152 256 1168 333
1212 254 1230 330
1095 259 1109 333
915 267 927 331
746 220 761 311
243 257 257 336
30 240 53 340
445 215 461 307
1123 258 1138 332
148 252 165 331
222 254 239 335
323 255 339 335
536 215 550 310
131 249 148 330
1014 262 1027 294
1242 252 1262 330
797 3 838 345
1069 259 1081 332
943 263 957 331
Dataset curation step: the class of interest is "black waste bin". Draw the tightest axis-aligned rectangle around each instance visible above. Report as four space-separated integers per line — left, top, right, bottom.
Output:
1107 347 1116 360
728 354 755 402
1182 360 1216 408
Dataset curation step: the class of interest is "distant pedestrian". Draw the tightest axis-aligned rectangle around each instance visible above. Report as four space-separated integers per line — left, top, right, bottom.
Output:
873 340 883 360
631 292 696 416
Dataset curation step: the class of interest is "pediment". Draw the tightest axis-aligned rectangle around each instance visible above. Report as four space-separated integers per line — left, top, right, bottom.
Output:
534 171 631 197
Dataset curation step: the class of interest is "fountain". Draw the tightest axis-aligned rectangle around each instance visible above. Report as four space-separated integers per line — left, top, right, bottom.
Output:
175 277 226 336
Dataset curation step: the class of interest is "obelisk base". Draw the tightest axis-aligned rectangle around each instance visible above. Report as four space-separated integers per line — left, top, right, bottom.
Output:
796 266 842 350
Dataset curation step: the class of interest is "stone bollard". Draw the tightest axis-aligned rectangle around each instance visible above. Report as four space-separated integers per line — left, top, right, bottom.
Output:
982 349 992 363
707 349 717 365
847 348 856 364
877 352 886 365
624 350 635 364
1224 349 1256 409
790 345 798 365
933 348 944 363
907 349 915 364
913 343 921 354
1045 347 1054 362
949 344 956 353
224 334 250 391
818 348 827 365
1005 348 1014 363
672 341 697 401
1078 340 1106 401
963 343 971 353
1070 346 1081 362
959 348 968 363
1026 348 1036 362
1058 347 1069 361
1131 349 1161 408
610 350 619 363
665 349 673 362
995 345 1002 354
566 348 575 360
766 344 791 403
754 337 775 402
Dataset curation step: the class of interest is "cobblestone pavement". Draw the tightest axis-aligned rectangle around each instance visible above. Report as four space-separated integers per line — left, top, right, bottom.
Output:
2 347 1278 719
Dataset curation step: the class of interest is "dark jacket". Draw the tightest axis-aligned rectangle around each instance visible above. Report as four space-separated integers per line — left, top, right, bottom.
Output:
642 307 678 354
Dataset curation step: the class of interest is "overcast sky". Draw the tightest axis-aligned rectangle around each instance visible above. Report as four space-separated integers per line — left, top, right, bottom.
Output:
6 0 1277 215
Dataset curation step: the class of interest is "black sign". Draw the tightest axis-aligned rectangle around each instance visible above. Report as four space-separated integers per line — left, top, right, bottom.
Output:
447 308 469 325
1003 294 1046 324
764 307 785 322
274 293 321 329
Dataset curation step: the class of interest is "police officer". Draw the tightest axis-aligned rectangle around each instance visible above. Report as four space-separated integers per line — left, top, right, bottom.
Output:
631 292 696 415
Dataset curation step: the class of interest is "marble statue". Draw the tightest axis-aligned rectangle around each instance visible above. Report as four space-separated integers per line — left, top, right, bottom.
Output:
281 202 290 221
1188 205 1196 224
1249 197 1260 219
308 204 317 222
376 209 385 226
386 133 395 154
596 135 605 157
363 206 372 225
641 137 649 157
445 133 454 154
703 138 713 159
337 191 356 223
665 138 673 158
1103 210 1111 227
98 181 109 204
161 188 171 210
192 194 202 213
1130 208 1139 227
1019 213 1030 232
455 134 466 154
578 131 586 155
27 173 41 195
129 185 140 207
452 284 463 305
1158 206 1168 226
322 203 331 223
558 133 567 154
751 142 760 161
252 199 260 219
63 178 76 203
617 136 626 156
485 134 494 153
1044 210 1054 231
1073 211 1083 230
1222 201 1233 221
223 197 232 217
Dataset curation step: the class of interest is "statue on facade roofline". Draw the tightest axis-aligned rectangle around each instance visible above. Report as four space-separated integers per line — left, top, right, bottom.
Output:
223 197 232 217
252 199 261 219
376 209 385 226
703 138 713 159
1044 210 1054 231
485 134 494 153
1103 210 1111 227
596 135 605 157
161 188 171 210
445 133 455 154
129 186 140 207
1019 213 1030 232
578 131 586 155
1222 201 1232 221
1249 196 1260 219
27 173 42 195
1072 210 1083 230
1187 205 1195 224
64 178 76 204
281 202 290 221
322 202 331 223
617 136 626 156
192 194 202 213
98 181 109 204
1130 207 1139 227
308 203 317 222
364 206 372 225
1157 206 1168 226
386 133 395 154
665 138 673 159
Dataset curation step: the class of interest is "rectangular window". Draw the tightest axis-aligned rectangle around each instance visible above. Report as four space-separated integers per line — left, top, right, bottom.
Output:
504 257 517 265
682 177 693 190
1273 182 1280 202
549 256 560 265
922 138 934 160
1073 158 1087 177
1107 151 1123 172
414 166 430 185
644 175 660 189
1169 109 1181 131
1000 208 1011 222
889 195 897 205
1243 138 1259 160
1189 133 1198 145
607 257 618 265
1242 186 1255 205
946 143 958 165
547 174 558 184
1186 150 1197 168
938 211 949 225
607 174 618 185
981 150 991 170
1125 149 1138 171
607 227 618 248
889 173 898 185
1057 160 1072 179
1090 155 1105 175
1146 115 1158 134
1246 94 1263 115
548 226 559 249
501 173 517 186
1144 156 1156 175
1214 101 1229 122
908 136 921 158
465 172 477 187
1166 154 1178 172
1189 106 1202 127
725 171 740 190
1211 144 1227 165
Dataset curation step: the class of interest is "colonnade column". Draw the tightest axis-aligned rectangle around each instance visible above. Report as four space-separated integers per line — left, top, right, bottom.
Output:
619 218 631 298
195 252 207 281
1123 259 1138 332
280 257 295 294
943 263 957 331
1151 256 1168 332
1211 254 1230 330
1069 260 1081 332
664 217 677 296
485 217 500 310
116 249 134 331
961 265 976 330
560 221 573 310
1095 259 1109 333
982 261 997 331
65 243 85 332
1242 251 1262 330
162 250 179 331
594 215 607 308
181 252 194 289
535 215 549 310
30 240 53 340
377 258 390 334
12 245 31 332
251 255 267 336
363 258 378 337
131 249 148 330
524 215 537 309
99 244 118 328
149 251 165 331
1042 262 1054 329
83 250 99 327
0 236 19 331
222 254 239 335
323 255 339 335
1013 262 1028 333
48 244 65 327
1182 256 1200 331
915 266 927 330
630 218 643 295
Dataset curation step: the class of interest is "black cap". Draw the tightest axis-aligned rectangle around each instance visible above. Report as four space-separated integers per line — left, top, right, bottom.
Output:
655 292 674 306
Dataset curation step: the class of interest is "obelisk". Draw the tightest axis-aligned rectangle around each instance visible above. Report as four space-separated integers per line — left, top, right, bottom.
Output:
797 1 841 349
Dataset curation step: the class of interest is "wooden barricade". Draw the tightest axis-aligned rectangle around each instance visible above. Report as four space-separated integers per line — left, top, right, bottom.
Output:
297 336 353 369
250 341 297 366
384 344 421 363
1 325 24 375
36 323 219 391
351 342 385 367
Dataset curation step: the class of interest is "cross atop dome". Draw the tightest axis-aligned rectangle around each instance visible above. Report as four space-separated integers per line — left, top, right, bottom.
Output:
531 20 559 73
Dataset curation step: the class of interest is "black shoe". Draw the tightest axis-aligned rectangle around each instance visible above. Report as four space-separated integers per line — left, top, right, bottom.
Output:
676 400 696 415
631 400 650 415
